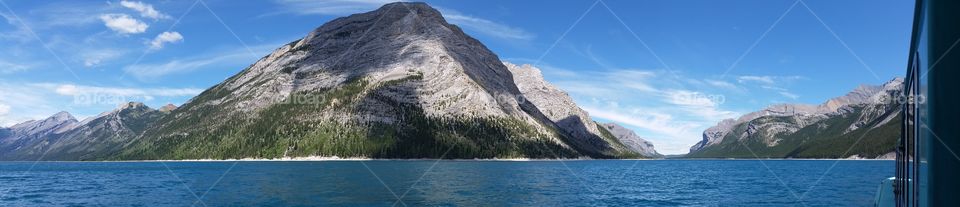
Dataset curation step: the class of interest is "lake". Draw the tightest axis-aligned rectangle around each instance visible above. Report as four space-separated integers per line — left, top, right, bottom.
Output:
0 160 891 206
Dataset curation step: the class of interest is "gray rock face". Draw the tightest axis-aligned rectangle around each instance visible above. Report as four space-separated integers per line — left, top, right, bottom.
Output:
159 104 177 113
8 111 77 137
504 62 638 156
169 2 539 126
600 123 662 158
2 3 644 160
689 77 904 154
0 111 78 156
0 127 10 142
117 2 636 159
223 2 523 116
0 102 165 160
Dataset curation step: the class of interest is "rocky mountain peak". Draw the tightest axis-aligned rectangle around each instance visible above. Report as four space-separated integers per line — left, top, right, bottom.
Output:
296 2 452 49
50 111 76 122
822 85 881 112
159 104 177 112
884 77 905 88
504 62 549 91
211 1 524 119
7 111 78 138
2 101 168 161
690 77 906 154
505 62 638 156
107 2 644 160
29 111 76 128
288 1 513 93
118 102 148 111
600 123 662 158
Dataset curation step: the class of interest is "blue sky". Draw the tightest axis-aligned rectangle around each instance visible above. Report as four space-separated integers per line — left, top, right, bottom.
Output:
0 0 914 154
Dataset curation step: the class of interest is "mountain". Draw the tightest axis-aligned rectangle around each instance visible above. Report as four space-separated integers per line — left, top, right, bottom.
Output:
159 104 178 113
505 62 638 157
0 111 78 159
0 102 166 161
504 62 656 157
686 78 903 158
111 2 647 160
598 123 662 158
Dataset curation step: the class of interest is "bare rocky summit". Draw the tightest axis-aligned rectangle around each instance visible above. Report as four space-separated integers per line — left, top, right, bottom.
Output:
1 2 656 161
505 62 638 157
599 123 662 158
688 78 904 158
0 102 166 160
112 2 646 160
0 111 78 157
159 104 177 113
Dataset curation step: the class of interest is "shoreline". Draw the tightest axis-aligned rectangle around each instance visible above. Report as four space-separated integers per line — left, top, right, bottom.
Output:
6 156 895 162
670 158 894 161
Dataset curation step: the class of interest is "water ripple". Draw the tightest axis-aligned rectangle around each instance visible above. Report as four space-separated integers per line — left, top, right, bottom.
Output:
0 160 891 206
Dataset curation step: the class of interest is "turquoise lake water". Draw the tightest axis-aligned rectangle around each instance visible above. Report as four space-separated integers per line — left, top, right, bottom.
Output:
0 160 892 206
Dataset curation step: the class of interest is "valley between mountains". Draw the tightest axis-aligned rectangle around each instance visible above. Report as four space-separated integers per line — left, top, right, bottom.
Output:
0 2 901 161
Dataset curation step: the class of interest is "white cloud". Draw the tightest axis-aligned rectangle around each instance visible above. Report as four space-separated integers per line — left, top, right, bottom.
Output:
81 49 124 67
552 81 620 97
120 0 170 20
0 60 32 73
271 0 534 40
608 70 658 93
760 85 788 91
124 43 278 81
583 106 698 137
737 75 775 85
760 80 800 100
737 75 806 101
705 79 737 90
441 12 535 40
536 65 579 77
1 3 104 40
778 91 800 100
0 103 9 116
0 81 202 127
0 102 12 127
0 83 72 127
124 57 229 81
509 61 746 154
100 13 148 34
272 0 397 15
0 11 32 42
52 84 202 97
84 58 103 67
1 4 128 70
148 31 183 50
583 105 721 154
737 75 803 86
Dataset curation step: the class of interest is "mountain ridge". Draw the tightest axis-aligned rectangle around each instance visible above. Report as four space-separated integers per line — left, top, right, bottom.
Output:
0 2 659 161
687 78 903 158
0 103 167 160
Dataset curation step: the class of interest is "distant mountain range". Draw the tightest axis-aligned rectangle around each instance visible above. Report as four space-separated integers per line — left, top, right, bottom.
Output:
1 2 901 161
0 103 167 160
686 78 903 159
0 2 659 161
